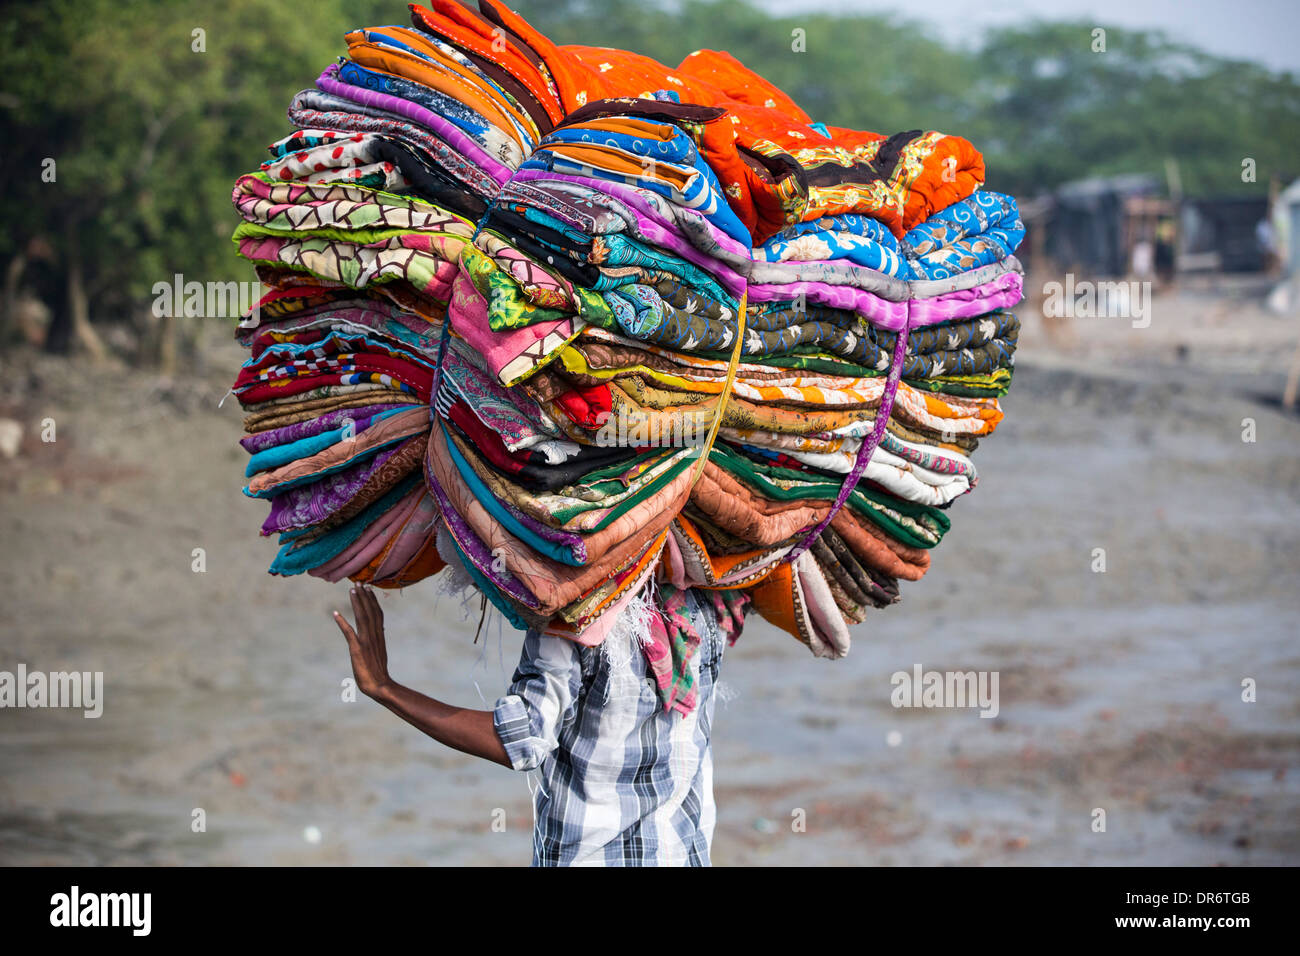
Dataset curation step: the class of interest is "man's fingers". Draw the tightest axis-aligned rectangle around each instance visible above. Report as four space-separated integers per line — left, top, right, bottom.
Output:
357 585 382 637
349 588 371 638
366 585 385 628
358 587 379 639
352 586 371 636
332 610 358 646
366 586 388 668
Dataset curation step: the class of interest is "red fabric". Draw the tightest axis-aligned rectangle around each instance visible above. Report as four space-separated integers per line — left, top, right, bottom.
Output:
235 353 434 403
446 398 531 476
550 382 613 430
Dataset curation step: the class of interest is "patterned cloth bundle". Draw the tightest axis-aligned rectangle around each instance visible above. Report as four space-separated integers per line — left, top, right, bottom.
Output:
229 0 1025 705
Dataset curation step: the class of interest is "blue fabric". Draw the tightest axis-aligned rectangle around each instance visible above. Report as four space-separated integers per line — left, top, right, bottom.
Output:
244 406 406 477
605 284 666 338
241 331 435 371
594 233 733 302
758 212 907 276
244 421 417 499
519 206 593 246
522 127 751 246
337 61 493 140
757 192 1025 280
900 191 1025 279
441 421 582 567
269 472 420 575
541 125 695 164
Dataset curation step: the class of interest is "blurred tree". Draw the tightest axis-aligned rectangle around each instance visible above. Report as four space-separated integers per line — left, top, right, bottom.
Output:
971 22 1300 198
0 0 373 363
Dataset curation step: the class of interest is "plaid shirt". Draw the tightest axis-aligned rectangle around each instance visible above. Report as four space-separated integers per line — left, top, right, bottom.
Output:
492 589 725 866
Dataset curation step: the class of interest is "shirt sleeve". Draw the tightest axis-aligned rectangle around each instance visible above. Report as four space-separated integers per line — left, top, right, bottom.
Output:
492 630 584 772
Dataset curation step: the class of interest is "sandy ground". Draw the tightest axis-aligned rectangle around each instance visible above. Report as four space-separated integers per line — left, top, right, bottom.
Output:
1 277 1298 866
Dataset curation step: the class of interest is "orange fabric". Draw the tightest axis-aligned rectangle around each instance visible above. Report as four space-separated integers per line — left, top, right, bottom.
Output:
675 49 812 125
829 510 929 582
578 115 683 141
548 527 669 633
747 562 804 645
543 142 696 188
345 32 529 151
922 392 1003 430
901 134 985 230
671 515 780 590
382 1 988 628
409 2 566 128
559 46 983 238
365 536 447 588
560 92 802 242
405 1 984 242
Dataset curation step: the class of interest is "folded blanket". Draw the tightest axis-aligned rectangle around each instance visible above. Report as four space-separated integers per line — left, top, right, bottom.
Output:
226 0 1026 683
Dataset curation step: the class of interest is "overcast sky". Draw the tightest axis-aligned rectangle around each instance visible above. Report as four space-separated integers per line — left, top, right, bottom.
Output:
759 0 1300 72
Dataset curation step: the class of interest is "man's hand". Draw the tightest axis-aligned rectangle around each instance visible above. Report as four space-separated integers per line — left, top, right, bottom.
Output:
330 584 512 767
334 585 392 699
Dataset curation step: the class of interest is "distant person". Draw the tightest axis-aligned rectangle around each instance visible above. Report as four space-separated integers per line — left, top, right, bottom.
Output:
333 583 735 866
1155 219 1177 284
1131 239 1155 279
1257 217 1279 274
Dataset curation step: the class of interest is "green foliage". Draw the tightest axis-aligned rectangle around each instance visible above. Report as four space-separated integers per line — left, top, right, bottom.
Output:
970 21 1300 197
2 0 1296 348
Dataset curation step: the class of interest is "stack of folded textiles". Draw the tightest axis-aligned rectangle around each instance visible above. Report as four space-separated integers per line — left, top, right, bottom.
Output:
229 0 1025 689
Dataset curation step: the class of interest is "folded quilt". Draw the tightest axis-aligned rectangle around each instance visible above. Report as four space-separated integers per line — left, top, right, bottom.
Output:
226 1 1027 697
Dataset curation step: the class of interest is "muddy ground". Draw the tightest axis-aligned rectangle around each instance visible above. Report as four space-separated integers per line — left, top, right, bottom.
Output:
1 280 1298 865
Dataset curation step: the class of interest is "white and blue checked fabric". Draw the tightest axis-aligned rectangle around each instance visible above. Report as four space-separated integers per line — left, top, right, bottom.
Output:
493 588 725 866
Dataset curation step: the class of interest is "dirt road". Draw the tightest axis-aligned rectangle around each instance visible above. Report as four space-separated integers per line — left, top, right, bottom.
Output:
2 288 1297 865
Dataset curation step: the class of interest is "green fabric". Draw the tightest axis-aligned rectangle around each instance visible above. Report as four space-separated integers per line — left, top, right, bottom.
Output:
550 449 695 529
709 442 950 548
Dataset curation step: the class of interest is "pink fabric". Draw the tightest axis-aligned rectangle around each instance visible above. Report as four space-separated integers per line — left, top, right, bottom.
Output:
746 271 1024 332
448 268 578 383
509 167 753 269
660 525 690 589
549 549 663 647
373 491 441 581
317 64 514 186
310 484 425 581
641 613 674 696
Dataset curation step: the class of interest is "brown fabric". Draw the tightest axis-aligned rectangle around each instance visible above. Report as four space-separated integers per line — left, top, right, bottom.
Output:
242 390 411 431
318 433 428 533
819 567 869 624
437 0 556 134
428 424 674 616
689 460 829 547
247 407 430 495
821 524 899 605
830 508 930 581
812 536 874 613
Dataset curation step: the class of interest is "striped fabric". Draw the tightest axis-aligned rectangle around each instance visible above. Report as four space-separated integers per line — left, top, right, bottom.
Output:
492 588 725 866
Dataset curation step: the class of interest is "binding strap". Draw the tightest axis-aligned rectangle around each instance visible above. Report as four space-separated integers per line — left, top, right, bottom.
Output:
688 286 748 489
783 315 912 565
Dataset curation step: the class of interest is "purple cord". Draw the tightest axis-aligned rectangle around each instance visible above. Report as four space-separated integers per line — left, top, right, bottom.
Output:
782 317 912 564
